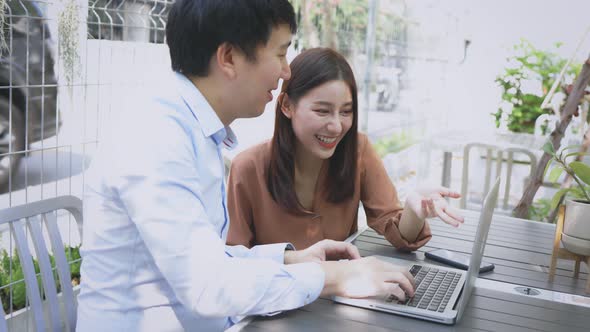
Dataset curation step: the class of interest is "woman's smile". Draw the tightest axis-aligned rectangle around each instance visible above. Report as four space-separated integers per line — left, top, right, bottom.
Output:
315 134 338 149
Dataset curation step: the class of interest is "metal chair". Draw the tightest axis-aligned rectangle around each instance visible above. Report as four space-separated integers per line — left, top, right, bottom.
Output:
460 143 537 210
0 196 82 332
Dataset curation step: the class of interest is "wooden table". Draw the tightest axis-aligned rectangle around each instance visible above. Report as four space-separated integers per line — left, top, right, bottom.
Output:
241 210 590 331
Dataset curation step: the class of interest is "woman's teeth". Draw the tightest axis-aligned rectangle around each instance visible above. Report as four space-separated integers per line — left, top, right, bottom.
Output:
315 135 336 143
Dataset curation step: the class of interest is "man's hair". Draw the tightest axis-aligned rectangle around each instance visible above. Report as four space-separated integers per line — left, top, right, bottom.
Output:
166 0 297 77
268 48 359 216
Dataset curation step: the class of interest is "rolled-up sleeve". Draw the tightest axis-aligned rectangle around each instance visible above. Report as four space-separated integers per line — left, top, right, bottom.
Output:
112 114 323 317
359 135 432 251
226 242 294 265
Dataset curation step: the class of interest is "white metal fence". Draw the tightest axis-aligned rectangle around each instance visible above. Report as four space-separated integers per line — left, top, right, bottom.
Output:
0 0 171 326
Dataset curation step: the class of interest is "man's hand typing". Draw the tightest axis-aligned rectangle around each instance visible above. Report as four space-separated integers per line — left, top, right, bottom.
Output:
284 239 361 264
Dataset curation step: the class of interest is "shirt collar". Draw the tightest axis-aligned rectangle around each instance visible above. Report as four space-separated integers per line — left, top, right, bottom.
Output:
174 72 238 150
212 127 238 150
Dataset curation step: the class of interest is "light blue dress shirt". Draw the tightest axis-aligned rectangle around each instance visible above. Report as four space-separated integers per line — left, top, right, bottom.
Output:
76 72 324 332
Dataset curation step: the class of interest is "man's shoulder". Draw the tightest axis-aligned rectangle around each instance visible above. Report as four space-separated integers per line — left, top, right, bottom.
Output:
97 81 198 162
119 84 196 138
127 73 188 114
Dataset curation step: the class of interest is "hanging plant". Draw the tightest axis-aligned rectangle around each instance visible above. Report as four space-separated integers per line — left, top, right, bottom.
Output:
0 0 8 55
58 0 81 87
493 40 581 134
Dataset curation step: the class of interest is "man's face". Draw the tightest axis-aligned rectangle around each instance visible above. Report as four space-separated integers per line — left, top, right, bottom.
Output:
233 24 292 119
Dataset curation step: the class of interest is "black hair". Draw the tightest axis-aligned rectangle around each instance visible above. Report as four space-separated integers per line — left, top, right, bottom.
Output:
166 0 297 77
269 48 359 215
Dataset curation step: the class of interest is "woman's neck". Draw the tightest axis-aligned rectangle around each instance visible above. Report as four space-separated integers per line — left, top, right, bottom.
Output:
293 144 324 211
294 145 324 180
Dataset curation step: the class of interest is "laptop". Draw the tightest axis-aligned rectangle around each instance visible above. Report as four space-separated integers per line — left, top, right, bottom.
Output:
333 177 500 325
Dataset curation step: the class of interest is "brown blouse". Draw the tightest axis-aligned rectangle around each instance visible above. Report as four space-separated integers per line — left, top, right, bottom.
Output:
226 133 431 250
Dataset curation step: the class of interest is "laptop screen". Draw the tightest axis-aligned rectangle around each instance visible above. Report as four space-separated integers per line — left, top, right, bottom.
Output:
455 177 500 321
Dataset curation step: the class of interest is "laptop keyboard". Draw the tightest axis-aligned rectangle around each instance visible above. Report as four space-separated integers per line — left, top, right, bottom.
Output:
385 265 461 313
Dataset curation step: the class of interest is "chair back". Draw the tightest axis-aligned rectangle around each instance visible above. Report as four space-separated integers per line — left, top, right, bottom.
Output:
460 143 537 210
0 196 82 332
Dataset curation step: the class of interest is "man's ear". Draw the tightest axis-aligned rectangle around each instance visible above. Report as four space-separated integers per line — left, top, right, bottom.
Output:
215 42 238 80
278 92 293 119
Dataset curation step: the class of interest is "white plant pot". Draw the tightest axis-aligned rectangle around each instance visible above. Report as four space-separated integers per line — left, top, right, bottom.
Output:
561 199 590 256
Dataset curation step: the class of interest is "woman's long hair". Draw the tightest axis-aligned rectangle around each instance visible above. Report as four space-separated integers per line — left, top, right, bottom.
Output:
267 48 358 215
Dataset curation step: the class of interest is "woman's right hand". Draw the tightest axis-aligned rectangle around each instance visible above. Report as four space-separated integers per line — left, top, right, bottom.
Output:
320 256 415 301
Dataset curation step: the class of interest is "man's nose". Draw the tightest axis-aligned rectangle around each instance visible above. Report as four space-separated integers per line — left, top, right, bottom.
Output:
280 62 291 81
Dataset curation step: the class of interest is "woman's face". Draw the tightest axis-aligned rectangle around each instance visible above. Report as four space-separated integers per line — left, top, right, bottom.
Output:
282 80 354 160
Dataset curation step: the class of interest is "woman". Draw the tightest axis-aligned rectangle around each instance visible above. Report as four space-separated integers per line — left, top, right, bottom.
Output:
227 48 463 250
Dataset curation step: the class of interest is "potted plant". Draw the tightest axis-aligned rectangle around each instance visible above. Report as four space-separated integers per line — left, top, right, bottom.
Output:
493 40 581 134
544 142 590 255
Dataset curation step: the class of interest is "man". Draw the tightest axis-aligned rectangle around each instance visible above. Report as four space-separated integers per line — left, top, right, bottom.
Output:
76 1 414 331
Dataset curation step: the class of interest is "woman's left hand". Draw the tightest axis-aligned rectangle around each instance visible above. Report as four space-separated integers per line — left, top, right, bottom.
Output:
406 187 465 227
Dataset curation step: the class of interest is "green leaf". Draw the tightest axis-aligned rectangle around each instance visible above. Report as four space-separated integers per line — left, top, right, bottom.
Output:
570 161 590 186
528 198 552 222
564 152 590 161
543 161 554 180
551 188 570 211
561 144 581 153
569 186 589 200
542 141 555 156
548 166 564 183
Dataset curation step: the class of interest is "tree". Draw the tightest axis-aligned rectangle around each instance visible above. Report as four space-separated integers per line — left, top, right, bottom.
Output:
513 55 590 218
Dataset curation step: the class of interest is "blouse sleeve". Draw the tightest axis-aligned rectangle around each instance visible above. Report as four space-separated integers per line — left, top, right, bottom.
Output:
226 155 257 248
359 135 432 251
